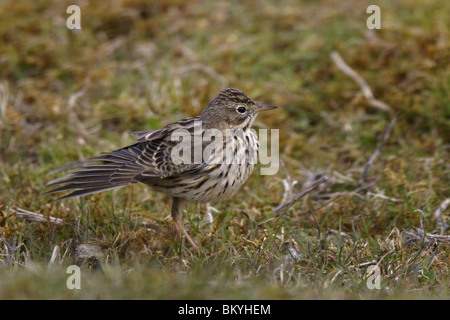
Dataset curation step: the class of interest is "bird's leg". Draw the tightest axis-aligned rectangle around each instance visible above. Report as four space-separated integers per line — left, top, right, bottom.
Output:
171 198 199 251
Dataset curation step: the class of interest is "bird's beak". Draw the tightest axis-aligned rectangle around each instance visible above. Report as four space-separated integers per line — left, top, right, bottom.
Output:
255 104 278 113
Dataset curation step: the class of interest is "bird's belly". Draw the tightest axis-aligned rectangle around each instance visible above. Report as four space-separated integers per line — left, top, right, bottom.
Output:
150 130 258 203
194 162 255 202
153 162 255 203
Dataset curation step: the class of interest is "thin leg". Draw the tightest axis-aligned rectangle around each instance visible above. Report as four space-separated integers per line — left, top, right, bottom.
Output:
171 198 199 251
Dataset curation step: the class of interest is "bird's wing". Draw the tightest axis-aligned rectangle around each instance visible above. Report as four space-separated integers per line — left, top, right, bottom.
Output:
128 129 167 143
45 116 204 200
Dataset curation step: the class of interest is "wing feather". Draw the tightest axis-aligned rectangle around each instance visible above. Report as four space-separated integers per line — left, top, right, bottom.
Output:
45 116 205 200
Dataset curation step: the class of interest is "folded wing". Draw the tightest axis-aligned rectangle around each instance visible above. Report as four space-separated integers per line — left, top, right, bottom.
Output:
45 117 202 201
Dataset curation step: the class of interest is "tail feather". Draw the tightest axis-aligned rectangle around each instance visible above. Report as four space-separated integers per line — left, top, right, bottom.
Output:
48 175 113 186
45 181 121 194
45 143 155 201
49 186 124 201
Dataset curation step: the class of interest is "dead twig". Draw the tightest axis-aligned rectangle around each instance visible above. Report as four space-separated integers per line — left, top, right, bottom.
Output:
273 176 328 218
1 236 25 267
402 208 450 246
330 51 392 112
308 202 322 241
359 115 397 186
433 198 449 221
0 81 8 125
434 198 449 235
47 245 60 268
330 51 397 188
402 228 450 246
315 182 375 200
11 207 63 225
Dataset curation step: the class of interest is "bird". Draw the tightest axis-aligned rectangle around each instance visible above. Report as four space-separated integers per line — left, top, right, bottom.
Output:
45 88 277 250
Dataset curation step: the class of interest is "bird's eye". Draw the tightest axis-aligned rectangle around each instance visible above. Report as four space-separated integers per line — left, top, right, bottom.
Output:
236 106 247 114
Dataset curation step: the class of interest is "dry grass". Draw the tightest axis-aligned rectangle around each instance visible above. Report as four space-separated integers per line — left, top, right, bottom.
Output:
0 0 448 299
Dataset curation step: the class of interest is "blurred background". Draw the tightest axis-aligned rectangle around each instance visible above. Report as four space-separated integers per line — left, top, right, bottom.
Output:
0 0 448 299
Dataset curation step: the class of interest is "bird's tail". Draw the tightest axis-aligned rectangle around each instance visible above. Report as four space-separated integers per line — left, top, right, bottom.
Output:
44 144 152 201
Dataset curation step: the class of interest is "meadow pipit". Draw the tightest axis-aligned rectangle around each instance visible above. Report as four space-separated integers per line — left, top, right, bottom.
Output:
46 88 277 250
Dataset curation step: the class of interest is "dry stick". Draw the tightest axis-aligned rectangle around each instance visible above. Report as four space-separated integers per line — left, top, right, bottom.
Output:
434 198 450 235
402 228 450 246
359 115 397 186
434 198 450 221
73 216 79 265
273 53 394 219
273 176 328 219
308 201 322 240
47 245 60 268
330 51 392 112
1 236 24 267
402 208 450 246
12 207 63 225
316 182 375 200
330 51 397 187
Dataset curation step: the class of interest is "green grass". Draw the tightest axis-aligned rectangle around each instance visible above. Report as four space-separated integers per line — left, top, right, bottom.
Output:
0 0 449 299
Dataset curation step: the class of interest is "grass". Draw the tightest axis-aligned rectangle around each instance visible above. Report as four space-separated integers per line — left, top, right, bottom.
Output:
0 0 449 299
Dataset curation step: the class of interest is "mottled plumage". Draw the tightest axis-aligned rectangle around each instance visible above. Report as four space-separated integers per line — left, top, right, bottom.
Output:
46 87 277 250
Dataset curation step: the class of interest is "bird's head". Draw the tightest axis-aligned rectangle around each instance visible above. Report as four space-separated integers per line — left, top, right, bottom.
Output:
201 88 277 130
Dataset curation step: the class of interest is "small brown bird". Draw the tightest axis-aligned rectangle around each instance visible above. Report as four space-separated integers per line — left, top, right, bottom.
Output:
46 88 277 250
